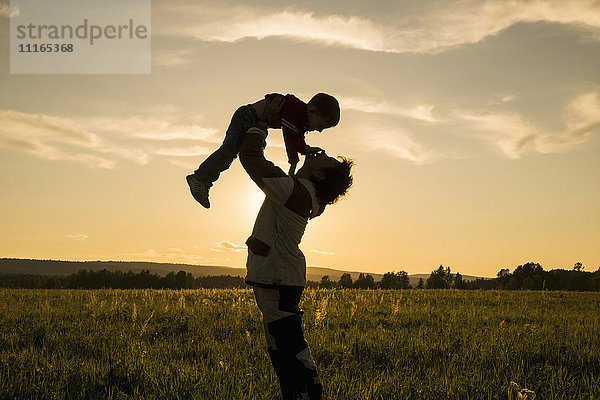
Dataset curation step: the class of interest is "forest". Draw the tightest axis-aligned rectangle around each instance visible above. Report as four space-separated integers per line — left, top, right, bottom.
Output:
1 262 598 291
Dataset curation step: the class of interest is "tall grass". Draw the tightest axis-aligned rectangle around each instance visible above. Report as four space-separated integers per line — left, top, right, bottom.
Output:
0 289 598 399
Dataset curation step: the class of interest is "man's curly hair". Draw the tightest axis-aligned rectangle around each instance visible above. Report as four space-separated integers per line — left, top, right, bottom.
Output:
312 157 354 205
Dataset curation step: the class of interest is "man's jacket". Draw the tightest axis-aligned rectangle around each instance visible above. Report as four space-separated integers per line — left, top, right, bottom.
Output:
239 126 321 288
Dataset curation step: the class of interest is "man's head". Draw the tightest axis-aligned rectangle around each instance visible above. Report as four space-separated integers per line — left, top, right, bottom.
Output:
307 93 340 132
297 151 353 205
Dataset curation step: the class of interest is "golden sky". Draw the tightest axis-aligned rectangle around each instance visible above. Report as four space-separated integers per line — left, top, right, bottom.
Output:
1 0 599 277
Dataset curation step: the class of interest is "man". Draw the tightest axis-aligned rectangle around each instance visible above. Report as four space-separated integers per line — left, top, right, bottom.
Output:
239 96 353 400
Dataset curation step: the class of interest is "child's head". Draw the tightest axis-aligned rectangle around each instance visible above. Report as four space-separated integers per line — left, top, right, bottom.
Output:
307 93 340 132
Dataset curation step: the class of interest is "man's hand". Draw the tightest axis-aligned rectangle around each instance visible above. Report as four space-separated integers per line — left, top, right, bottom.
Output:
304 146 324 155
262 95 285 127
288 162 297 176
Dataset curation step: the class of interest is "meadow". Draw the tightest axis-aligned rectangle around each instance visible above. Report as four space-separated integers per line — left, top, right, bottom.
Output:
0 288 599 400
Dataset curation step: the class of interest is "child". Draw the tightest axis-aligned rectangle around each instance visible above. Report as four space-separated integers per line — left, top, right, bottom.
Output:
186 93 340 208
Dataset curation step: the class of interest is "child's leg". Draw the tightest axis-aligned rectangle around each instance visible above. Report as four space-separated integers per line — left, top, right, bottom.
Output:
253 286 322 400
194 104 259 184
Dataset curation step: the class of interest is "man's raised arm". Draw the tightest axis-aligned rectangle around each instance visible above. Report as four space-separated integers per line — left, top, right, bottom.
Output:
238 122 286 189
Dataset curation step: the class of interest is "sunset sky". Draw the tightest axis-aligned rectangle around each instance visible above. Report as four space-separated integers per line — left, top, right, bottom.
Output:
1 0 599 278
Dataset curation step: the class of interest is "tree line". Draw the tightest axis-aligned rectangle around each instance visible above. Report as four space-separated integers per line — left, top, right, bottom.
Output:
307 262 600 291
0 262 598 291
0 269 246 289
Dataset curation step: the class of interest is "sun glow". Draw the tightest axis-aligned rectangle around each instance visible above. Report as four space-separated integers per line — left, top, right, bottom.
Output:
245 186 265 215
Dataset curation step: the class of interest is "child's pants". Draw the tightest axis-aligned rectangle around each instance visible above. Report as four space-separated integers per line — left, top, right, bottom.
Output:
252 286 322 400
194 104 259 184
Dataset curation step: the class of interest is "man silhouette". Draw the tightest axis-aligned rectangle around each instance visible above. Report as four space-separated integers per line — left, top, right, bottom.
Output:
239 96 353 400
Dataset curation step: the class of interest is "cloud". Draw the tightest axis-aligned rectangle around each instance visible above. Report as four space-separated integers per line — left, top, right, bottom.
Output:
95 144 149 165
210 241 247 253
310 249 335 255
168 158 200 170
566 91 600 124
369 133 438 164
132 248 216 262
154 1 600 54
155 145 213 157
341 96 438 122
457 90 600 157
0 109 220 168
65 234 89 241
0 109 97 145
390 0 600 53
501 95 517 103
359 127 439 165
152 47 199 67
459 111 538 158
334 98 440 164
156 6 385 51
536 120 600 152
537 91 600 153
80 115 219 142
0 132 116 169
0 109 147 168
343 91 600 163
487 93 518 105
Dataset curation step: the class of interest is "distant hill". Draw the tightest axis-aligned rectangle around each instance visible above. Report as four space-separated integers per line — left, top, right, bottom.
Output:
0 258 381 283
0 258 245 278
0 258 487 286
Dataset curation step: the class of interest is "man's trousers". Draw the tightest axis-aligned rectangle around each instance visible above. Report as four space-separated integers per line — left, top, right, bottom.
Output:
252 286 322 400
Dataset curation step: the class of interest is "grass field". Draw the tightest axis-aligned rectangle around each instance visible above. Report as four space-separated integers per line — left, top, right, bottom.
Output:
0 288 599 399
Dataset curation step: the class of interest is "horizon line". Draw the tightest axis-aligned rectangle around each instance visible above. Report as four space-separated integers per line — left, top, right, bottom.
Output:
0 257 499 278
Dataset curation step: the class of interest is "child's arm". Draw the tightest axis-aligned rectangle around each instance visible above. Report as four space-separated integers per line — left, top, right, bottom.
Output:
288 162 297 176
292 137 321 176
297 134 323 155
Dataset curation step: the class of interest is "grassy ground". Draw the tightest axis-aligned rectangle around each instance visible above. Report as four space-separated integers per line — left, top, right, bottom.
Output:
0 288 599 399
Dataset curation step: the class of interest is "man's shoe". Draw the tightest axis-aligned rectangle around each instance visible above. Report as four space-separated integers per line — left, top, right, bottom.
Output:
186 174 211 208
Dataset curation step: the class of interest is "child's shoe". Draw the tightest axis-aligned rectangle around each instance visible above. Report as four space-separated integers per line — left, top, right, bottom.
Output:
186 174 211 208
